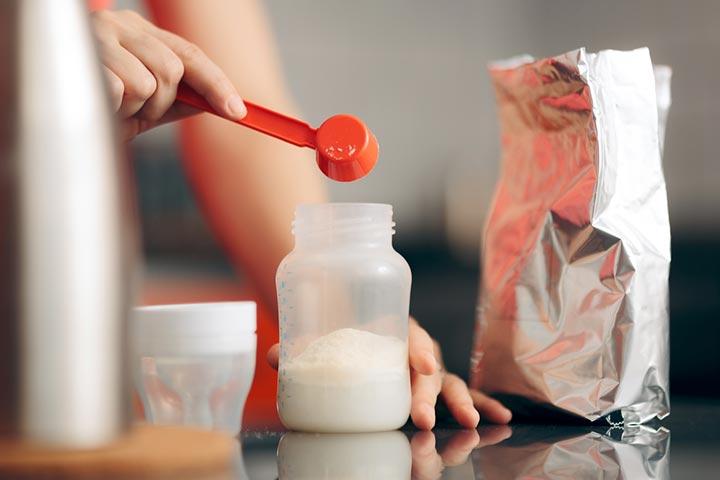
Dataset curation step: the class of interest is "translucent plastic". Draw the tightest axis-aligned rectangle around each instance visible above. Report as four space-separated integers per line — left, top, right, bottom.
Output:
277 432 411 479
132 303 256 435
276 203 412 432
136 352 255 434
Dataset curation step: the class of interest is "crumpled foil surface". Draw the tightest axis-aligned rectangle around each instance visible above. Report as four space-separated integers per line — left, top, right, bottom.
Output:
470 48 671 424
474 425 670 479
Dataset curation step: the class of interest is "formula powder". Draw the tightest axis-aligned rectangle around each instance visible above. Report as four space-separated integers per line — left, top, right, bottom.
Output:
278 328 411 432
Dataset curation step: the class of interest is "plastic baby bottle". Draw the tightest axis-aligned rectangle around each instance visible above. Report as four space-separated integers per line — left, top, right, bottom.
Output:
276 203 412 432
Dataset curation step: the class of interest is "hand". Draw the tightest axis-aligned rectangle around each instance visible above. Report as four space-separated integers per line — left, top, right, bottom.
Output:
91 9 246 141
403 317 511 429
410 427 511 480
265 317 512 430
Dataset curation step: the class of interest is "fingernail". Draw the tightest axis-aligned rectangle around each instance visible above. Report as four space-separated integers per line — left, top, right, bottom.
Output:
502 407 512 422
465 406 480 427
227 94 247 118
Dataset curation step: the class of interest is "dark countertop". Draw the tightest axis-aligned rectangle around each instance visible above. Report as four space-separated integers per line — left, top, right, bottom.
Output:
235 397 720 479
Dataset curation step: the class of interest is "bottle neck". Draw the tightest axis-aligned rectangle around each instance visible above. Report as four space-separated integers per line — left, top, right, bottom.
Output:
295 230 393 249
292 203 395 250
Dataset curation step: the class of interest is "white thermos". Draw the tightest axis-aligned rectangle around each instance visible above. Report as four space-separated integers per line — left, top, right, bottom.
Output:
0 0 136 447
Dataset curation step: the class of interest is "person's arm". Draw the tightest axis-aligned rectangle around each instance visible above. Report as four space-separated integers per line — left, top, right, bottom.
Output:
92 0 509 430
146 0 327 308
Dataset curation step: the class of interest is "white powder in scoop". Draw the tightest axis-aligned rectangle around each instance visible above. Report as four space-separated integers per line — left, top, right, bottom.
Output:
278 328 411 432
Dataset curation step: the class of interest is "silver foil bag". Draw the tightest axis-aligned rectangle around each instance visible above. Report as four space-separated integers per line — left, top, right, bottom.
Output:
469 48 671 424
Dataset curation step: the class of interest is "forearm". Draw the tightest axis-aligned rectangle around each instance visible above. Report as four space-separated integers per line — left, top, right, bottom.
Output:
148 0 327 307
180 119 326 308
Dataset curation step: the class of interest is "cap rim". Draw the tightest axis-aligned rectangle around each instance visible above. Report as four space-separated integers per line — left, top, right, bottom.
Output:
132 302 257 354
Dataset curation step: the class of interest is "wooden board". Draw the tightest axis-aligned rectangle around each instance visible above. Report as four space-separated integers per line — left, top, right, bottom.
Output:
0 424 235 479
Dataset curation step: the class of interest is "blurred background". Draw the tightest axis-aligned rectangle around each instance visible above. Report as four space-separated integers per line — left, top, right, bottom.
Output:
125 1 719 398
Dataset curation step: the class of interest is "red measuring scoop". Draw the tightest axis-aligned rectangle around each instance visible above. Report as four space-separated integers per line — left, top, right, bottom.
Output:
176 84 378 182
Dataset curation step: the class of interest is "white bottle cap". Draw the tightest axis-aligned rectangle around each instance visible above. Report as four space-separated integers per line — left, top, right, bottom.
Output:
133 302 257 356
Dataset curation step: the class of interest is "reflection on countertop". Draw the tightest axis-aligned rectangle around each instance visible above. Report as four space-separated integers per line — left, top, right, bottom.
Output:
474 425 669 480
233 399 720 479
237 424 669 479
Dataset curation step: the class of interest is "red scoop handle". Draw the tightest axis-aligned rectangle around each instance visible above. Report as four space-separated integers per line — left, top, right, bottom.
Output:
176 83 317 149
175 83 378 182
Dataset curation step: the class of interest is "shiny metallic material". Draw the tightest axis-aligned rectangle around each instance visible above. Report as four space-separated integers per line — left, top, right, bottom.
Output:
474 425 670 479
0 0 136 445
470 48 671 424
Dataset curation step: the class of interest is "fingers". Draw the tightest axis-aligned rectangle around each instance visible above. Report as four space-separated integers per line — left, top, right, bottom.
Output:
99 41 157 119
469 389 512 424
410 369 442 430
441 374 480 429
439 430 480 466
266 344 280 370
103 67 124 112
153 102 200 127
93 11 155 120
120 118 142 143
409 319 437 376
92 8 244 142
119 103 199 142
407 318 503 431
410 431 478 478
151 28 246 119
119 31 184 122
476 425 513 448
410 431 444 480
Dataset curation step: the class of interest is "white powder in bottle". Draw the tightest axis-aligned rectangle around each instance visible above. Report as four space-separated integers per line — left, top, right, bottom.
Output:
278 328 411 433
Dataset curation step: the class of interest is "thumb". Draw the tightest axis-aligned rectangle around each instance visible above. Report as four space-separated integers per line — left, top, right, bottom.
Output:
266 344 280 370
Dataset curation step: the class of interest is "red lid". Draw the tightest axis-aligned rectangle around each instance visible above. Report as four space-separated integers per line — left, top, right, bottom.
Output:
315 114 378 182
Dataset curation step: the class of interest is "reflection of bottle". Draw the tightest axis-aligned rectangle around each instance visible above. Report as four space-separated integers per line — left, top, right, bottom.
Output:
474 425 670 480
278 431 411 480
276 204 412 433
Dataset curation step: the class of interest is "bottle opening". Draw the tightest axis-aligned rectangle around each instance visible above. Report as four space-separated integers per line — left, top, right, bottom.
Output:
293 203 395 244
